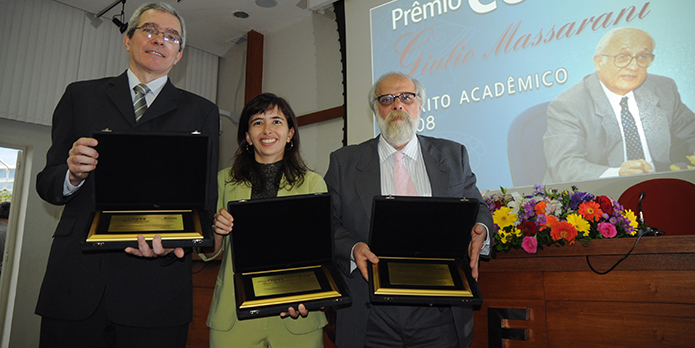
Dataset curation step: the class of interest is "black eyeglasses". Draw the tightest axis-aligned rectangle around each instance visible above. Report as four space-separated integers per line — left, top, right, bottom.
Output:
136 25 181 46
374 92 417 106
600 53 654 68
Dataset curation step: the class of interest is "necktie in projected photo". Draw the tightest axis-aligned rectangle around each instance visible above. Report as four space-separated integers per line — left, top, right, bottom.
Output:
133 83 150 122
394 151 417 196
619 96 645 160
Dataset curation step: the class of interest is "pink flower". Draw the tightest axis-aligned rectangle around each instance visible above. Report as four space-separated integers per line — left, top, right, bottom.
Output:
597 222 617 238
521 236 538 254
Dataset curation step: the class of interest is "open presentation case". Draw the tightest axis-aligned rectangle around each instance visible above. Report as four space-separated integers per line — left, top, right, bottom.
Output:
367 195 483 306
227 193 351 319
83 131 212 250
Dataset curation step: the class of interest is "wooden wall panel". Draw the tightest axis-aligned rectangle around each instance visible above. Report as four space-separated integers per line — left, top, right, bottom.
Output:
244 30 264 104
472 235 695 347
478 272 545 300
187 259 220 348
544 270 695 303
546 301 695 348
187 287 214 348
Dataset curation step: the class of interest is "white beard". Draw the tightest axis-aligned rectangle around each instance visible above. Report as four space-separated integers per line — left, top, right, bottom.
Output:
377 110 419 147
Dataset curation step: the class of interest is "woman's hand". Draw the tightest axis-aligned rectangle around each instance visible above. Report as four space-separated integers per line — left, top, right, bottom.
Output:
213 208 234 236
281 304 309 319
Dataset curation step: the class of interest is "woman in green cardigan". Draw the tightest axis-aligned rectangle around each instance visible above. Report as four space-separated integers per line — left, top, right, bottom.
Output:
200 93 327 347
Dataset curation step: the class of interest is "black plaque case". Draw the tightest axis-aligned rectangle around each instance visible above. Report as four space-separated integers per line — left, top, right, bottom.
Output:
82 131 212 250
227 193 351 319
367 195 483 306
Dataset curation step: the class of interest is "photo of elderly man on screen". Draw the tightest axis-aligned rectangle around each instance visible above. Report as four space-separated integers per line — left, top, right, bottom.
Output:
543 27 695 184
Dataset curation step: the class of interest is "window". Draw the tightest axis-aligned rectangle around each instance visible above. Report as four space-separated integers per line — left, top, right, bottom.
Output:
0 147 19 202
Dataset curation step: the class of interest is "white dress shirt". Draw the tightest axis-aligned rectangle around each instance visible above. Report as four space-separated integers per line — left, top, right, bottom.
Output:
350 133 490 270
598 81 655 178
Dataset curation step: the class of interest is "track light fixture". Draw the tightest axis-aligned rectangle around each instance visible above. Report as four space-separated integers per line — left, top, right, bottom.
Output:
112 17 128 34
96 0 128 33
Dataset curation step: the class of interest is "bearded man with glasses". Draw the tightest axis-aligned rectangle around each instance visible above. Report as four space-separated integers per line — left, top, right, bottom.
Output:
35 2 219 347
325 72 492 348
543 27 695 183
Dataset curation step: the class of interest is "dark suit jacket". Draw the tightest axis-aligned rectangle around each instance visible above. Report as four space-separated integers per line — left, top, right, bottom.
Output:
543 72 695 183
35 71 219 327
324 135 493 348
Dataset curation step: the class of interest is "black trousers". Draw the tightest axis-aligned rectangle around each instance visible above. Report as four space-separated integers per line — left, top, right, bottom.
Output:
365 305 459 348
39 296 189 348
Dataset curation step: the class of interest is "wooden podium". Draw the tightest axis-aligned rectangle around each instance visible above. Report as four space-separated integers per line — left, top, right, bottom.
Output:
473 235 695 348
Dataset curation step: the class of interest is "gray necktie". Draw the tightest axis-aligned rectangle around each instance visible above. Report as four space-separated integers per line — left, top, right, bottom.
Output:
133 83 150 122
619 96 645 160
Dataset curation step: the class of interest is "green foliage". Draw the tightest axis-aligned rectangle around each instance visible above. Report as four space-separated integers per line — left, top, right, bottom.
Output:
0 189 11 202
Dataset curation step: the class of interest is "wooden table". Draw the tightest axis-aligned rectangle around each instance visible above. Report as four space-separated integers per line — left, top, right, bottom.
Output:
472 235 695 348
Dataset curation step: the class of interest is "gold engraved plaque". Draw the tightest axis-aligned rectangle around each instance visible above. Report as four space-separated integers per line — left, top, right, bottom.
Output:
108 214 184 232
388 262 455 287
237 265 344 310
85 210 204 244
372 257 474 298
252 271 321 297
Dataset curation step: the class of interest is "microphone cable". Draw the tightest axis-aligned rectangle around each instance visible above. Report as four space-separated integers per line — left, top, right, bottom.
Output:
586 191 663 275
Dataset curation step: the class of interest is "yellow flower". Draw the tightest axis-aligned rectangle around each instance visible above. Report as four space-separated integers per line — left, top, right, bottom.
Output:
566 213 590 237
623 209 639 235
498 230 510 244
512 227 522 237
493 206 517 228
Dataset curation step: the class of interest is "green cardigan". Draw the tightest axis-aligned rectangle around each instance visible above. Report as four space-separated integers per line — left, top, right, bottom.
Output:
200 168 329 333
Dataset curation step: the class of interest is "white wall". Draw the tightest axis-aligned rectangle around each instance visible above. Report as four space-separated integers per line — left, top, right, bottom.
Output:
263 11 344 175
216 43 247 170
216 11 344 176
345 0 382 145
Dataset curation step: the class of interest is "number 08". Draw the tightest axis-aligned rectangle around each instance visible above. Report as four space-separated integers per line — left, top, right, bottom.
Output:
418 115 436 132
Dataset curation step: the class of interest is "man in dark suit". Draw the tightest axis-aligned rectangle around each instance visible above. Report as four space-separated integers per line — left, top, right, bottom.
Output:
543 27 695 183
35 3 218 347
325 72 493 348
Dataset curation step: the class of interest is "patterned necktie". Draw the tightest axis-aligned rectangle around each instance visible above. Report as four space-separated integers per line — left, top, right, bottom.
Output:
394 152 417 196
133 83 150 122
619 96 645 160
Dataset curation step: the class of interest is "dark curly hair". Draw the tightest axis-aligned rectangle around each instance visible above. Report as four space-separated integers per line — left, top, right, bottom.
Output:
0 201 9 220
227 93 308 189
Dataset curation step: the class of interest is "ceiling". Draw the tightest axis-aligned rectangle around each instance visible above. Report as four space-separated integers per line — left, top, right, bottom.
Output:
56 0 336 56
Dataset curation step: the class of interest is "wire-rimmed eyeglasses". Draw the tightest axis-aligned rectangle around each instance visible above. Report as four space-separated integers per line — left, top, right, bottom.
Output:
136 25 181 46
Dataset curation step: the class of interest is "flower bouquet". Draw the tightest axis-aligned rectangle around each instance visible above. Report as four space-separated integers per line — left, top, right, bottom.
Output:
483 184 640 256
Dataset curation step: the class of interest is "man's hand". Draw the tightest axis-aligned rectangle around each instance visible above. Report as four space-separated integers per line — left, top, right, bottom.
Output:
619 159 654 176
280 303 309 319
354 242 379 281
125 234 185 258
67 137 99 186
467 223 487 281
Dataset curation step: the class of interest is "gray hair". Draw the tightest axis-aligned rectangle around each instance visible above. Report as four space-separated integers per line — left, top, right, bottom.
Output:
368 72 426 114
126 2 186 51
595 27 654 55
